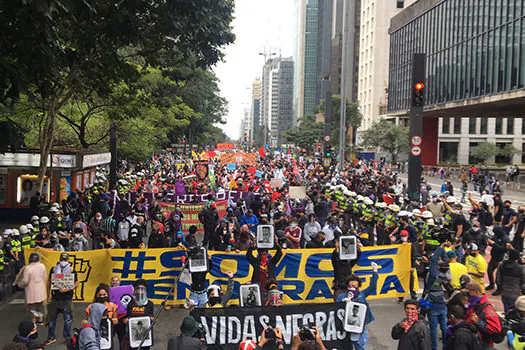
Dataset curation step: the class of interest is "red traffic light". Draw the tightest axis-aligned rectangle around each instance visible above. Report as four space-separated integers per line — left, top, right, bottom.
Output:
414 82 425 91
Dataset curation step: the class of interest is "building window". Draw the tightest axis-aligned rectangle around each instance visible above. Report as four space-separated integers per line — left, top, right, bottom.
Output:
468 117 477 134
453 117 461 134
396 1 404 9
442 117 450 134
507 117 514 134
480 117 488 134
495 118 503 135
439 142 458 163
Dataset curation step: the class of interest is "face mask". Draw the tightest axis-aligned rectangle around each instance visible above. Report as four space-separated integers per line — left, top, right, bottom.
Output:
96 296 109 303
432 198 438 202
33 221 39 226
519 210 525 214
505 205 511 209
59 261 69 268
401 236 408 242
96 216 102 221
260 255 268 265
209 296 221 306
472 227 480 232
347 286 359 300
269 291 281 305
468 294 482 306
75 234 81 239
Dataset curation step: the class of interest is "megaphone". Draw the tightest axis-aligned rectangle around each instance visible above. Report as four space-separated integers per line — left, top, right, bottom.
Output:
184 298 200 309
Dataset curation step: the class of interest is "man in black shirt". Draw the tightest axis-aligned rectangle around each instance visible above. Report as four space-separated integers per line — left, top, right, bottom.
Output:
487 226 511 294
493 193 504 225
502 200 517 235
188 252 213 308
44 253 79 346
306 232 325 248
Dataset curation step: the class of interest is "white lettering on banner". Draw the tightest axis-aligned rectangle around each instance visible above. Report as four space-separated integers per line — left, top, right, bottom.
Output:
82 152 111 168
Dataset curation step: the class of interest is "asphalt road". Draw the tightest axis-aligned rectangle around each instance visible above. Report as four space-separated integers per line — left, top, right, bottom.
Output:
0 291 508 349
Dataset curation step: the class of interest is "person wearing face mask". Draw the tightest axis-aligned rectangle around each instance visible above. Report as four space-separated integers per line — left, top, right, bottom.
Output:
71 227 89 252
445 305 480 350
336 262 379 350
88 212 103 250
44 253 79 346
514 206 525 252
205 272 234 308
85 284 118 327
12 320 40 347
391 299 431 350
303 214 321 244
284 219 302 249
264 279 284 306
247 242 283 296
463 282 503 349
462 221 488 257
124 279 154 350
502 200 518 235
397 230 417 301
78 303 109 350
486 225 512 293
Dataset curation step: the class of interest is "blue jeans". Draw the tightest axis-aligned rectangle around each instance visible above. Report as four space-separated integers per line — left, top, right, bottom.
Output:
351 327 369 350
428 304 447 350
47 307 72 340
502 296 517 314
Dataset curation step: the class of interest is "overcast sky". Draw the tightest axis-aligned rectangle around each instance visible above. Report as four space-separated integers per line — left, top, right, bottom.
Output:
213 0 295 140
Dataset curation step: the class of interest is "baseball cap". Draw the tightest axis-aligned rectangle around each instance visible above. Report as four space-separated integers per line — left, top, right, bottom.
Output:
446 250 457 259
60 253 69 261
400 230 409 237
239 340 257 350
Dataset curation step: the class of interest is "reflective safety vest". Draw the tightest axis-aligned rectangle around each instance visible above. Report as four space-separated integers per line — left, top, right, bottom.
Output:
11 239 21 253
352 201 359 214
359 203 367 215
20 234 32 249
375 210 385 224
0 249 4 271
444 210 453 227
30 234 37 248
384 214 397 229
363 207 374 222
423 227 439 246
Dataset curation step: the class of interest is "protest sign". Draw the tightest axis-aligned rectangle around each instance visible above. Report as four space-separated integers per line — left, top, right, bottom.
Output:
288 186 307 199
192 302 351 350
51 273 75 290
158 200 228 233
110 285 134 315
270 178 284 189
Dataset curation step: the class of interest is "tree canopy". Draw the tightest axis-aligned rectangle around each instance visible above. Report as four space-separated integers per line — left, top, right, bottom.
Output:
283 115 324 149
316 95 363 148
360 119 409 163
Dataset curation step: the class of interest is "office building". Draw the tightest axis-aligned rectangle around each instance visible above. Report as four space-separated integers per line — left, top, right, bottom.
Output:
251 78 261 146
388 0 525 165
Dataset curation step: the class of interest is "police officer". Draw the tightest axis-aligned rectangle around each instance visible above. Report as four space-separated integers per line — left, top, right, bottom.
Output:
18 225 32 253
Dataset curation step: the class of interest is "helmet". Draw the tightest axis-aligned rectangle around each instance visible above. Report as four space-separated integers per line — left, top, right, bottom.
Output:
412 209 422 217
238 340 258 350
19 225 28 235
3 229 13 237
398 210 410 218
51 202 60 209
31 215 39 222
426 218 436 226
446 196 456 204
343 190 352 196
49 206 59 213
422 211 433 219
388 204 400 212
357 195 364 201
12 229 19 236
40 216 50 224
364 198 373 206
349 192 357 197
378 202 387 209
25 224 34 230
375 202 382 208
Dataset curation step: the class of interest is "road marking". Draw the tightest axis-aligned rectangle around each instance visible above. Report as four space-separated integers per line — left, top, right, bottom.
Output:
10 299 25 305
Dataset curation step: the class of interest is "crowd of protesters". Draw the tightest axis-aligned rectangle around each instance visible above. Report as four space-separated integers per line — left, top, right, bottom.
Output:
2 149 525 350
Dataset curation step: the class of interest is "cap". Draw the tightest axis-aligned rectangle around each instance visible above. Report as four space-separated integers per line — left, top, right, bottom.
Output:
60 253 69 261
516 296 525 312
400 230 409 237
239 340 257 350
461 282 482 294
470 242 479 251
446 250 457 259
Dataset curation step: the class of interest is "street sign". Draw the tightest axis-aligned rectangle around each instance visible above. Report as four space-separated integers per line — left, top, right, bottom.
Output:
411 136 422 146
411 146 422 157
324 135 331 142
323 157 331 167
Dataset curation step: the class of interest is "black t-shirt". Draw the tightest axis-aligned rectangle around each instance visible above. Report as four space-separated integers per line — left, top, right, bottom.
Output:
49 269 78 301
452 214 466 233
502 208 517 226
494 199 504 220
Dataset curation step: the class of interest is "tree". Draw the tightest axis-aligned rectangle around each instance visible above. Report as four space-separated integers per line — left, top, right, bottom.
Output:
360 119 409 163
316 95 362 148
470 142 500 164
0 0 235 192
499 143 521 161
283 115 324 149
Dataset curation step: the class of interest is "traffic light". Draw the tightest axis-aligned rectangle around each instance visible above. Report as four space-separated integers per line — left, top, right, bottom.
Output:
325 150 331 158
412 82 425 107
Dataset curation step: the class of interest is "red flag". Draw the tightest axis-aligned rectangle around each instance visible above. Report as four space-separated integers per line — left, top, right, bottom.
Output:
258 147 265 158
247 166 256 175
293 160 300 177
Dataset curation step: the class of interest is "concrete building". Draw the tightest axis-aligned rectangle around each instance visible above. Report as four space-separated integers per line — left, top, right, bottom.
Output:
243 108 253 145
251 78 261 146
262 57 295 147
356 0 416 141
294 0 319 120
388 0 525 165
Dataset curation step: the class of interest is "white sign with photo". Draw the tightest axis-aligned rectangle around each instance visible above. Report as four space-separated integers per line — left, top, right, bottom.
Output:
239 284 262 308
344 301 367 334
100 318 112 349
128 316 152 348
339 235 357 260
189 247 208 273
289 186 307 199
51 274 75 290
256 225 274 249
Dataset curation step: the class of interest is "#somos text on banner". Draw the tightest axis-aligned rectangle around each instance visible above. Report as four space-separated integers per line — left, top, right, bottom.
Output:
26 244 413 306
192 302 352 350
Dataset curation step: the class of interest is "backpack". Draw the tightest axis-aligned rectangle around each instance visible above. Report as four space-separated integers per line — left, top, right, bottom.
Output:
452 325 481 350
475 302 506 344
67 323 93 350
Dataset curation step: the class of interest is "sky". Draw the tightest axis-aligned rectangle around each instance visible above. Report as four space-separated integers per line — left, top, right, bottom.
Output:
213 0 295 140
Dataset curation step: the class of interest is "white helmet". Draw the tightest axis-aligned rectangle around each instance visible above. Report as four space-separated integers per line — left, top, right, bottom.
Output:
388 204 400 212
25 224 34 230
398 210 411 218
378 202 387 209
343 190 352 196
364 198 373 206
3 229 13 237
422 211 433 219
51 202 60 209
412 209 422 217
349 192 357 197
49 206 59 213
40 216 50 224
12 229 20 236
31 215 39 222
446 196 457 204
375 202 382 208
19 225 28 235
357 195 364 201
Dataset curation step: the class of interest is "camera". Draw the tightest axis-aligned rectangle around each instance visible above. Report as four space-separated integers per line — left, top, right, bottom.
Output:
299 324 317 341
265 326 276 339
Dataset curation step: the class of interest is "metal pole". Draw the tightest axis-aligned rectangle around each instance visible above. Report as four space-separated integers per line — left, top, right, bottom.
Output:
339 0 349 170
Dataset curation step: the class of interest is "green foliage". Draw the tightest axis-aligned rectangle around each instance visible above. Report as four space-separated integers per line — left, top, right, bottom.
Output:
360 119 409 163
471 142 521 164
283 115 324 149
316 95 363 148
500 143 521 159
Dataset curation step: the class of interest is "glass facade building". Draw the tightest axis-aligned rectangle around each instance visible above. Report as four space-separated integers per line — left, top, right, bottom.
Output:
388 0 525 112
303 0 319 116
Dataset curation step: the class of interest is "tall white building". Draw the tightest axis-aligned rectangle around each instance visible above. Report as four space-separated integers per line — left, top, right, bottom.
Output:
356 0 416 142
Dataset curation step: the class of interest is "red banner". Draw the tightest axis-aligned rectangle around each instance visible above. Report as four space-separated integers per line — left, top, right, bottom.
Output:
158 200 228 233
219 152 258 166
216 143 235 150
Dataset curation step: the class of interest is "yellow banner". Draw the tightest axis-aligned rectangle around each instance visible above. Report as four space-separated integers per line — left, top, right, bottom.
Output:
27 244 413 305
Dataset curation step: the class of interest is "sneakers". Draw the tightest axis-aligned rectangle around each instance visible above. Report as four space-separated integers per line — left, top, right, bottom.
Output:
44 339 56 346
486 284 495 291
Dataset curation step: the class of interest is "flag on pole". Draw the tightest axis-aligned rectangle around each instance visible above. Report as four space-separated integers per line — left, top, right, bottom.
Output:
258 147 265 158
